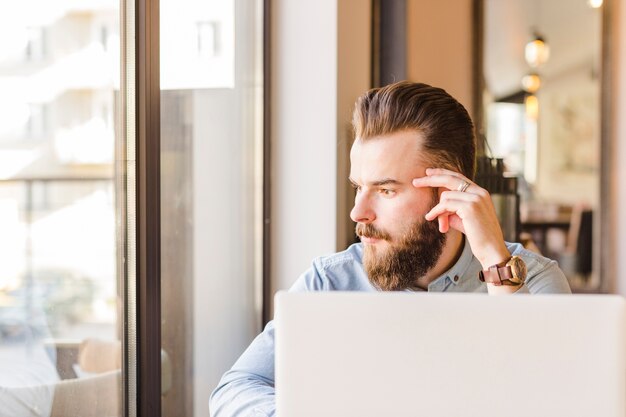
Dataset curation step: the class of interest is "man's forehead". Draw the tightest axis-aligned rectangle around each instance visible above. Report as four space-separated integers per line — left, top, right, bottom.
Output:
351 131 426 156
350 133 430 181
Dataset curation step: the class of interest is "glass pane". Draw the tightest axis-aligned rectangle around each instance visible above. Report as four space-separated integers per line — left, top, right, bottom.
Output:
160 0 263 415
0 1 122 415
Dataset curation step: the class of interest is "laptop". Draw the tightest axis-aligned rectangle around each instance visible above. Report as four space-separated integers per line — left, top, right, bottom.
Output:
275 292 626 417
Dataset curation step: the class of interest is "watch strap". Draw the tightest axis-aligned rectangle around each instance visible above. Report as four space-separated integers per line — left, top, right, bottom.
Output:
478 257 521 286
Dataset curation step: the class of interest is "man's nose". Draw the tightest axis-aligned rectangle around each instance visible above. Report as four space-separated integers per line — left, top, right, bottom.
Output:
350 193 375 224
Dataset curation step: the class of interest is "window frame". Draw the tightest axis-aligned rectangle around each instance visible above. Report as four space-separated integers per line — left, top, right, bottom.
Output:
120 0 162 414
122 0 271 415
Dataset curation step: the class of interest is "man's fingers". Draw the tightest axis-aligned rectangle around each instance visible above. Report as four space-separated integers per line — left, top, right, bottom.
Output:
425 200 463 221
425 167 464 178
413 174 474 193
438 214 449 233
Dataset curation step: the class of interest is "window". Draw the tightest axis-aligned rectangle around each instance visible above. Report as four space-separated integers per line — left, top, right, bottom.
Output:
160 0 264 415
196 21 220 58
0 0 265 415
0 2 121 415
25 27 47 62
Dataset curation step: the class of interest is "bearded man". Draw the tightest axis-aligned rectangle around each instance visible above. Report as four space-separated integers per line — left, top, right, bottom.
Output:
210 81 571 417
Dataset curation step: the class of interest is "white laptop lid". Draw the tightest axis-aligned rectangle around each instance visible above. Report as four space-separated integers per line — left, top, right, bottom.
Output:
275 292 626 417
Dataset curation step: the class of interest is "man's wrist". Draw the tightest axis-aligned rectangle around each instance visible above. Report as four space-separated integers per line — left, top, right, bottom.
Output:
479 255 528 288
477 245 511 270
486 282 523 295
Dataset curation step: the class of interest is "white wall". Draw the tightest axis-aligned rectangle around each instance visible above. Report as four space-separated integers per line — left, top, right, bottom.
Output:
271 0 339 296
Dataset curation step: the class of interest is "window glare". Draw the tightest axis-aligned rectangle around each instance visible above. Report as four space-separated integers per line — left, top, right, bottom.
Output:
160 0 234 89
0 0 121 415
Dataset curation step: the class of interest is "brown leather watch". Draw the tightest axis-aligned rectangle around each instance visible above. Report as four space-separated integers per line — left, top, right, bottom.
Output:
478 256 527 286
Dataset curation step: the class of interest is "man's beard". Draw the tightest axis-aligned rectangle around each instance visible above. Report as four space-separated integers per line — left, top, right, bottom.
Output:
356 196 446 291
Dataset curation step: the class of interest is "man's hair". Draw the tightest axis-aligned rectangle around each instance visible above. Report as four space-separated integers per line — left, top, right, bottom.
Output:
352 81 476 179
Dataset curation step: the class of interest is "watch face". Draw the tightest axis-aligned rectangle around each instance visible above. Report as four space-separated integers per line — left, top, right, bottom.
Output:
507 256 527 283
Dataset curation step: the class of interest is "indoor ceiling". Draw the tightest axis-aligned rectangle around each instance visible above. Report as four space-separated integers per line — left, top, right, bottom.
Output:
484 0 602 99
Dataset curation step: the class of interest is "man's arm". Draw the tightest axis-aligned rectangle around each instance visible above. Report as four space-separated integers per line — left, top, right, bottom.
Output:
210 262 330 417
486 245 572 295
413 168 513 270
522 253 572 294
210 321 277 417
413 168 560 295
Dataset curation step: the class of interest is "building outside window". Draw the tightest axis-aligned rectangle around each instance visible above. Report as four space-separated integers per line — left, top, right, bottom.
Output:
0 0 264 415
0 1 121 415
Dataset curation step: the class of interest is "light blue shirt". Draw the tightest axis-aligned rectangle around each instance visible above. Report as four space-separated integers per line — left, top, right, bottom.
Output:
209 240 571 417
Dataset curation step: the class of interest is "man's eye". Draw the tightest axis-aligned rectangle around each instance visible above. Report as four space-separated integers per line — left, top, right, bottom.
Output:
379 189 395 196
351 183 361 192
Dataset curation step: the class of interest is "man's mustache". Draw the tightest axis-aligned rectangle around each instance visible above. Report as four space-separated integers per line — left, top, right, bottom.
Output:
355 223 391 241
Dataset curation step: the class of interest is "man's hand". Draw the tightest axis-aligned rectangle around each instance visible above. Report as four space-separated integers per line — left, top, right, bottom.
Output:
412 167 511 272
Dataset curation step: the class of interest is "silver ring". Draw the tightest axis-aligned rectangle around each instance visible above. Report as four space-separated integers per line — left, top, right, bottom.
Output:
457 180 470 193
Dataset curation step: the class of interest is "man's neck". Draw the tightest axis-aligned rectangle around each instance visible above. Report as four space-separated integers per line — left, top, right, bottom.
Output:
415 230 465 290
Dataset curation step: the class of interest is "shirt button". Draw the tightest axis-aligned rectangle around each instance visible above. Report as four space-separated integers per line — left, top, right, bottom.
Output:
453 275 459 282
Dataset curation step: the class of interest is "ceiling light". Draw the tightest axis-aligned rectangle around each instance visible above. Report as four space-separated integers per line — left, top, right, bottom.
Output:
588 0 603 8
525 33 550 68
525 94 539 120
522 73 541 93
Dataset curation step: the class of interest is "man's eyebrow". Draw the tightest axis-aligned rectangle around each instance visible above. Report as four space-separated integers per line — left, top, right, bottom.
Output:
348 177 403 187
370 178 402 186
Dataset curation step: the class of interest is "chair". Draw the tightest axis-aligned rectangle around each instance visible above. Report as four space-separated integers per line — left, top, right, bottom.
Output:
48 338 122 417
566 203 593 277
50 369 121 417
49 337 171 416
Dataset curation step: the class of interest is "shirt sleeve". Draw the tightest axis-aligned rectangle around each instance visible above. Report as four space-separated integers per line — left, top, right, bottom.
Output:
505 244 572 295
524 258 572 294
209 263 327 417
209 320 277 417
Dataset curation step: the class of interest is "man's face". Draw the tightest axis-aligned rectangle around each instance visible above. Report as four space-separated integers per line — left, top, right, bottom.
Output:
349 131 446 290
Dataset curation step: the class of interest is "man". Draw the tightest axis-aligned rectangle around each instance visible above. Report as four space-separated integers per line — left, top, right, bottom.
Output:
209 81 571 417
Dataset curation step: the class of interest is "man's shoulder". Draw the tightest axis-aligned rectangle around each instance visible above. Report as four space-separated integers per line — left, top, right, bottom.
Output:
504 241 554 273
300 243 374 292
313 242 363 269
504 241 571 293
